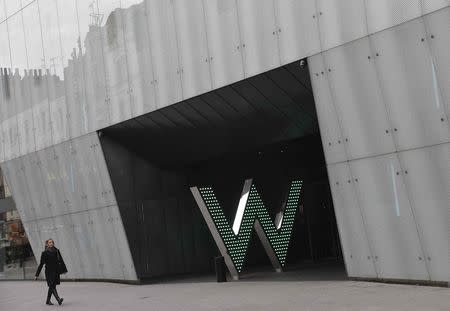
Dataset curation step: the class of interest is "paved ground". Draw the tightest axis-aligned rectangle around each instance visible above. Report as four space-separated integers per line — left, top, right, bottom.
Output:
1 267 449 311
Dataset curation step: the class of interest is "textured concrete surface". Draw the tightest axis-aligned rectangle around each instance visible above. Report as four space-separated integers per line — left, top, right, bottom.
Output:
1 269 449 311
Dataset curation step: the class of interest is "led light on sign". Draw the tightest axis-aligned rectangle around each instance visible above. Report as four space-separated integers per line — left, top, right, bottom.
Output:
190 179 302 279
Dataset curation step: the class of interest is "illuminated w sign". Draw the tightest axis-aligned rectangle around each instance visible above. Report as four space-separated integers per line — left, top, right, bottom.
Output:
190 179 302 280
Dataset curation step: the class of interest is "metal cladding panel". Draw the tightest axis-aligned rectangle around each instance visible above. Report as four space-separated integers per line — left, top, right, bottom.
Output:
237 0 281 77
90 134 116 206
75 0 110 134
69 137 95 212
22 2 53 152
10 158 38 222
323 38 396 160
39 1 69 146
397 143 450 282
37 217 60 254
146 0 183 109
8 6 36 157
308 54 347 164
316 0 367 51
121 2 157 118
98 1 133 125
21 220 42 265
173 0 213 100
1 159 34 223
90 206 125 280
203 0 244 89
327 162 377 278
109 203 138 280
424 8 450 121
17 110 35 156
0 20 11 162
275 0 321 64
365 0 422 34
53 214 81 279
0 125 3 162
421 0 449 14
72 134 105 210
349 154 429 280
71 211 102 278
371 17 449 151
54 140 89 214
23 153 52 220
0 1 448 162
37 147 70 218
1 132 137 280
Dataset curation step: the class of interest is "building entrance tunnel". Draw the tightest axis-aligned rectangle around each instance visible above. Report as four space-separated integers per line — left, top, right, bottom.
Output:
99 60 344 281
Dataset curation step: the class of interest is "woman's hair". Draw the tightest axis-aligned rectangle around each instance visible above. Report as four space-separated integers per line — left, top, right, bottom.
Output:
45 239 55 249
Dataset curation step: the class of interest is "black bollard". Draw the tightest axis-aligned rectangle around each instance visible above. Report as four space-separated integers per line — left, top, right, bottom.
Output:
214 256 226 283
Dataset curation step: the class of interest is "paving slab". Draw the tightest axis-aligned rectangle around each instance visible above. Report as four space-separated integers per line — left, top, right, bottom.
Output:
1 277 449 311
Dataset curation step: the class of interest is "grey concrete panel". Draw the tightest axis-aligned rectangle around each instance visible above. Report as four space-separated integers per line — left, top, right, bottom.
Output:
1 133 137 280
2 1 446 163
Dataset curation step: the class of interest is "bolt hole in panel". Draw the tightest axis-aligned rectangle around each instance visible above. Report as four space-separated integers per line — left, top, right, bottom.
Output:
203 0 244 89
323 38 395 160
398 143 450 282
316 0 367 51
236 0 280 77
349 154 429 280
423 8 450 121
97 0 133 124
308 54 347 164
120 0 157 118
173 0 213 100
274 0 321 64
145 0 183 109
370 17 449 151
327 162 377 277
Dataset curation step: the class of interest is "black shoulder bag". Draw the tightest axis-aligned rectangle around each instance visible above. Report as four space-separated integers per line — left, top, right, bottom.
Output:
56 250 68 275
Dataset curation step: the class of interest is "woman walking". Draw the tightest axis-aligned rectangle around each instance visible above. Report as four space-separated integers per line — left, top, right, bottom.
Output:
34 239 67 305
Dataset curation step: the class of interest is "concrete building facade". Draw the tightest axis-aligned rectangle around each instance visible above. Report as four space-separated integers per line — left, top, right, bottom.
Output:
0 0 448 283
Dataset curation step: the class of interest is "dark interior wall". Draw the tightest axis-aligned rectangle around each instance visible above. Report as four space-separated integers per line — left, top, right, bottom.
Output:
101 136 216 279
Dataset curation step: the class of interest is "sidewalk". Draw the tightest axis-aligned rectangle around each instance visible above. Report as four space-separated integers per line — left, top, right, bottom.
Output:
1 277 449 311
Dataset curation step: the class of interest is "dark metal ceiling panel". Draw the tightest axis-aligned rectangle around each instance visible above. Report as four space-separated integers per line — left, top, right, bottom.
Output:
132 115 162 129
147 111 179 128
160 107 196 128
265 68 317 118
173 102 211 127
214 87 258 118
249 74 315 134
200 92 241 122
231 80 289 124
284 62 313 93
187 97 227 126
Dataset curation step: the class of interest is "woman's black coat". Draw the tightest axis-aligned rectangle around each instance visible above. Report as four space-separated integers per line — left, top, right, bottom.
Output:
35 247 66 287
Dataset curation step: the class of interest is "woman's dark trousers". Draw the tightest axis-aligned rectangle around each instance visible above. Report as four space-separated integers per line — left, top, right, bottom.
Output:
47 285 62 304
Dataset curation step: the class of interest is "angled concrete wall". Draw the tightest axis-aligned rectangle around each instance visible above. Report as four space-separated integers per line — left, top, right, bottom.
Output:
0 133 137 281
309 8 449 282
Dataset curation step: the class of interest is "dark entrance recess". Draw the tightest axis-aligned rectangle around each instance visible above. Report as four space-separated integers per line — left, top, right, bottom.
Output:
99 60 343 280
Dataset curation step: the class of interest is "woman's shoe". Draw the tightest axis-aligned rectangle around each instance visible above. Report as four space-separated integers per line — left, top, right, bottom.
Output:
46 301 54 305
57 297 64 305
